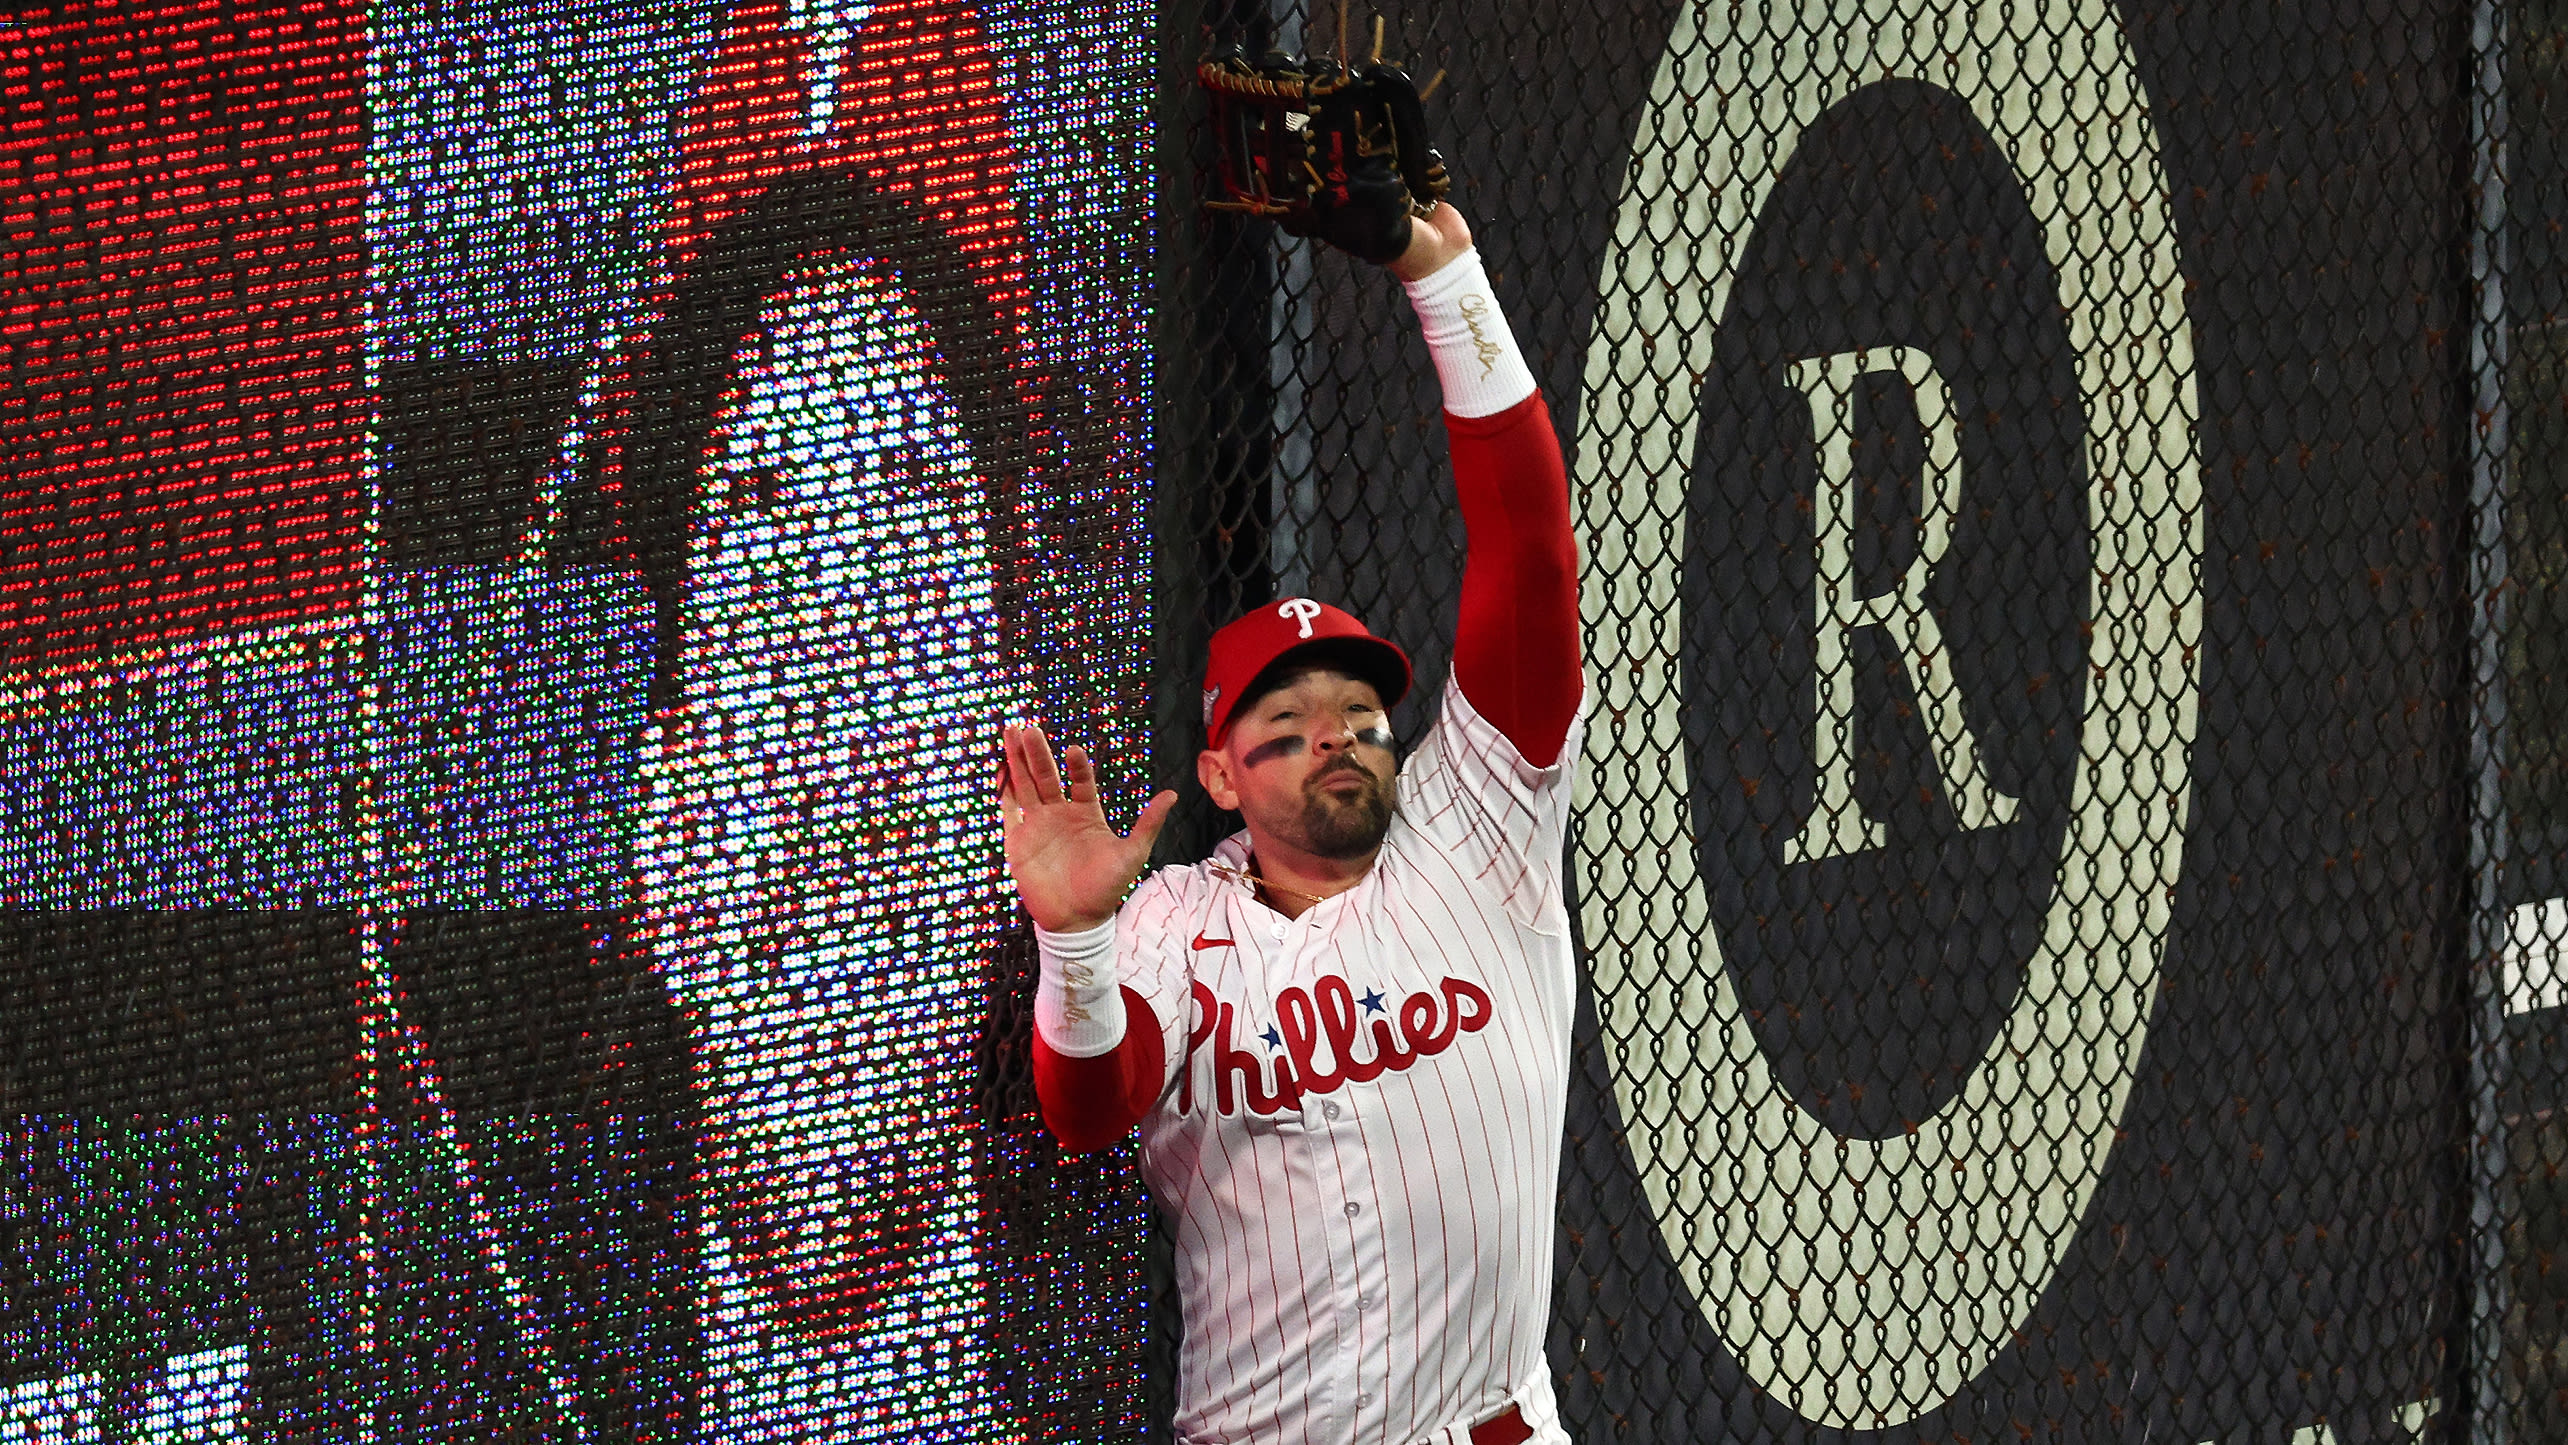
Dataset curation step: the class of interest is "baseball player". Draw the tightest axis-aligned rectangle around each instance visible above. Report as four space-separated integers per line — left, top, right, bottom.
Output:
996 173 1583 1444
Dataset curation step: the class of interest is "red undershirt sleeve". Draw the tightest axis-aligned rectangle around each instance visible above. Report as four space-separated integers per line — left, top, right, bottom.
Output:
1446 394 1581 767
1034 987 1166 1153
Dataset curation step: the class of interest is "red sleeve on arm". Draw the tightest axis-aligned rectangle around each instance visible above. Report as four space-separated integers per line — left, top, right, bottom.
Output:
1033 986 1165 1153
1446 393 1581 766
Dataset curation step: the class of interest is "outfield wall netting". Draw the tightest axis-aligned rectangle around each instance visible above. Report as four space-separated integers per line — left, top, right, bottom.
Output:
0 0 2560 1441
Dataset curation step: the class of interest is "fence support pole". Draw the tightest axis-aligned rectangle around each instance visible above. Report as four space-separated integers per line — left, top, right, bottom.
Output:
2467 0 2514 1439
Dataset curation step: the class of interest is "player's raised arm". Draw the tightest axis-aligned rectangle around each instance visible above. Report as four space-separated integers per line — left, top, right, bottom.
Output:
997 721 1176 1151
1390 206 1582 766
1199 48 1578 759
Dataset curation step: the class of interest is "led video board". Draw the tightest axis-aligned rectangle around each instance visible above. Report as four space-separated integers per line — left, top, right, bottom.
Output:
0 0 1154 1436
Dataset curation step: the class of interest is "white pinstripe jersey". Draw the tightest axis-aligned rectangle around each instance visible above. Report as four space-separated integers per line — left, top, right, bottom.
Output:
1113 671 1588 1445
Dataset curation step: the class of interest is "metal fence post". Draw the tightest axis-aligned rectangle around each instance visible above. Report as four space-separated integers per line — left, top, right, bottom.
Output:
2469 0 2515 1439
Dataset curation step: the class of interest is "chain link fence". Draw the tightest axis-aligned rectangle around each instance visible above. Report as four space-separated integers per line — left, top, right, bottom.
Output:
1123 0 2519 1440
0 0 2561 1439
2505 1 2568 1436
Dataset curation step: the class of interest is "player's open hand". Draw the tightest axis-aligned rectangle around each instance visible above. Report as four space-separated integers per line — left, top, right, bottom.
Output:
997 721 1178 934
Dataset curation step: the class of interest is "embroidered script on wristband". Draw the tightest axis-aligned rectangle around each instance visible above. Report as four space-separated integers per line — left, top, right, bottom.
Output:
1062 956 1097 1022
1456 292 1505 379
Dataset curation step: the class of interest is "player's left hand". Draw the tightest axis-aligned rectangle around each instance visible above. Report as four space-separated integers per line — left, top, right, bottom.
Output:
1387 201 1473 282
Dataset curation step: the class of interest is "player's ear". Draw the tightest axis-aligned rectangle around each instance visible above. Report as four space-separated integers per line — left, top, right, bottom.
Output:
1197 747 1241 812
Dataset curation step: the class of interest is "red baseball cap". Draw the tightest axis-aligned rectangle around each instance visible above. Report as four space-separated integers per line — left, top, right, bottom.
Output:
1201 597 1413 745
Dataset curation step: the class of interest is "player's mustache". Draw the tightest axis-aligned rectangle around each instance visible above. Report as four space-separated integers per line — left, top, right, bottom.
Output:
1309 753 1378 789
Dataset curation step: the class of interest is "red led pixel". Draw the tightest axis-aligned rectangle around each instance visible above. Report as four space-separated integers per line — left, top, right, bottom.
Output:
0 0 365 667
672 0 1031 326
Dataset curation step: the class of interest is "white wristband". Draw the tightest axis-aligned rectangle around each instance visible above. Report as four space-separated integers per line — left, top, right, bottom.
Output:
1401 247 1538 419
1035 919 1125 1058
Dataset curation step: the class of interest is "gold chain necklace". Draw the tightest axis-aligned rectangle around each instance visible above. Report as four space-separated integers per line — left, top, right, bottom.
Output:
1208 858 1340 908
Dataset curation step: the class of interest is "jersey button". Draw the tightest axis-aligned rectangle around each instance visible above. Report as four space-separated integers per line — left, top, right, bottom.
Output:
1357 1395 1373 1408
1354 1295 1371 1310
1323 1101 1342 1120
1343 1201 1361 1217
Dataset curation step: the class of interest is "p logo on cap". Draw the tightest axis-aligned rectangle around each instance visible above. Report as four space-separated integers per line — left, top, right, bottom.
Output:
1199 597 1412 746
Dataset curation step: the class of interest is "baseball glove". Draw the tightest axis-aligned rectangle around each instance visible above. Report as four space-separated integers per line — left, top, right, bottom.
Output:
1198 41 1449 265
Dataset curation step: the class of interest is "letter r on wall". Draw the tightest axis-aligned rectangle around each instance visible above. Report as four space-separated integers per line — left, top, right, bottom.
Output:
1782 346 2020 864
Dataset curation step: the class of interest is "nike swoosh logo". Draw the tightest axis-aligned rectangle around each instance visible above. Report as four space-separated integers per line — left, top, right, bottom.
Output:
1191 932 1236 951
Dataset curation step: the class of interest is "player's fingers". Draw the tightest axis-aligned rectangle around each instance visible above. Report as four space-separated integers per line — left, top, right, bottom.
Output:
1004 721 1052 803
1125 789 1180 856
1000 723 1034 806
1064 744 1099 805
995 732 1026 833
1022 721 1067 803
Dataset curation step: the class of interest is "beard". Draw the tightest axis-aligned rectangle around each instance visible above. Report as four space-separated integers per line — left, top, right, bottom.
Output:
1291 755 1396 859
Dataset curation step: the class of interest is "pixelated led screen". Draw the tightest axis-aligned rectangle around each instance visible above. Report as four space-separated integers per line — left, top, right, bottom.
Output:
0 0 1153 1435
